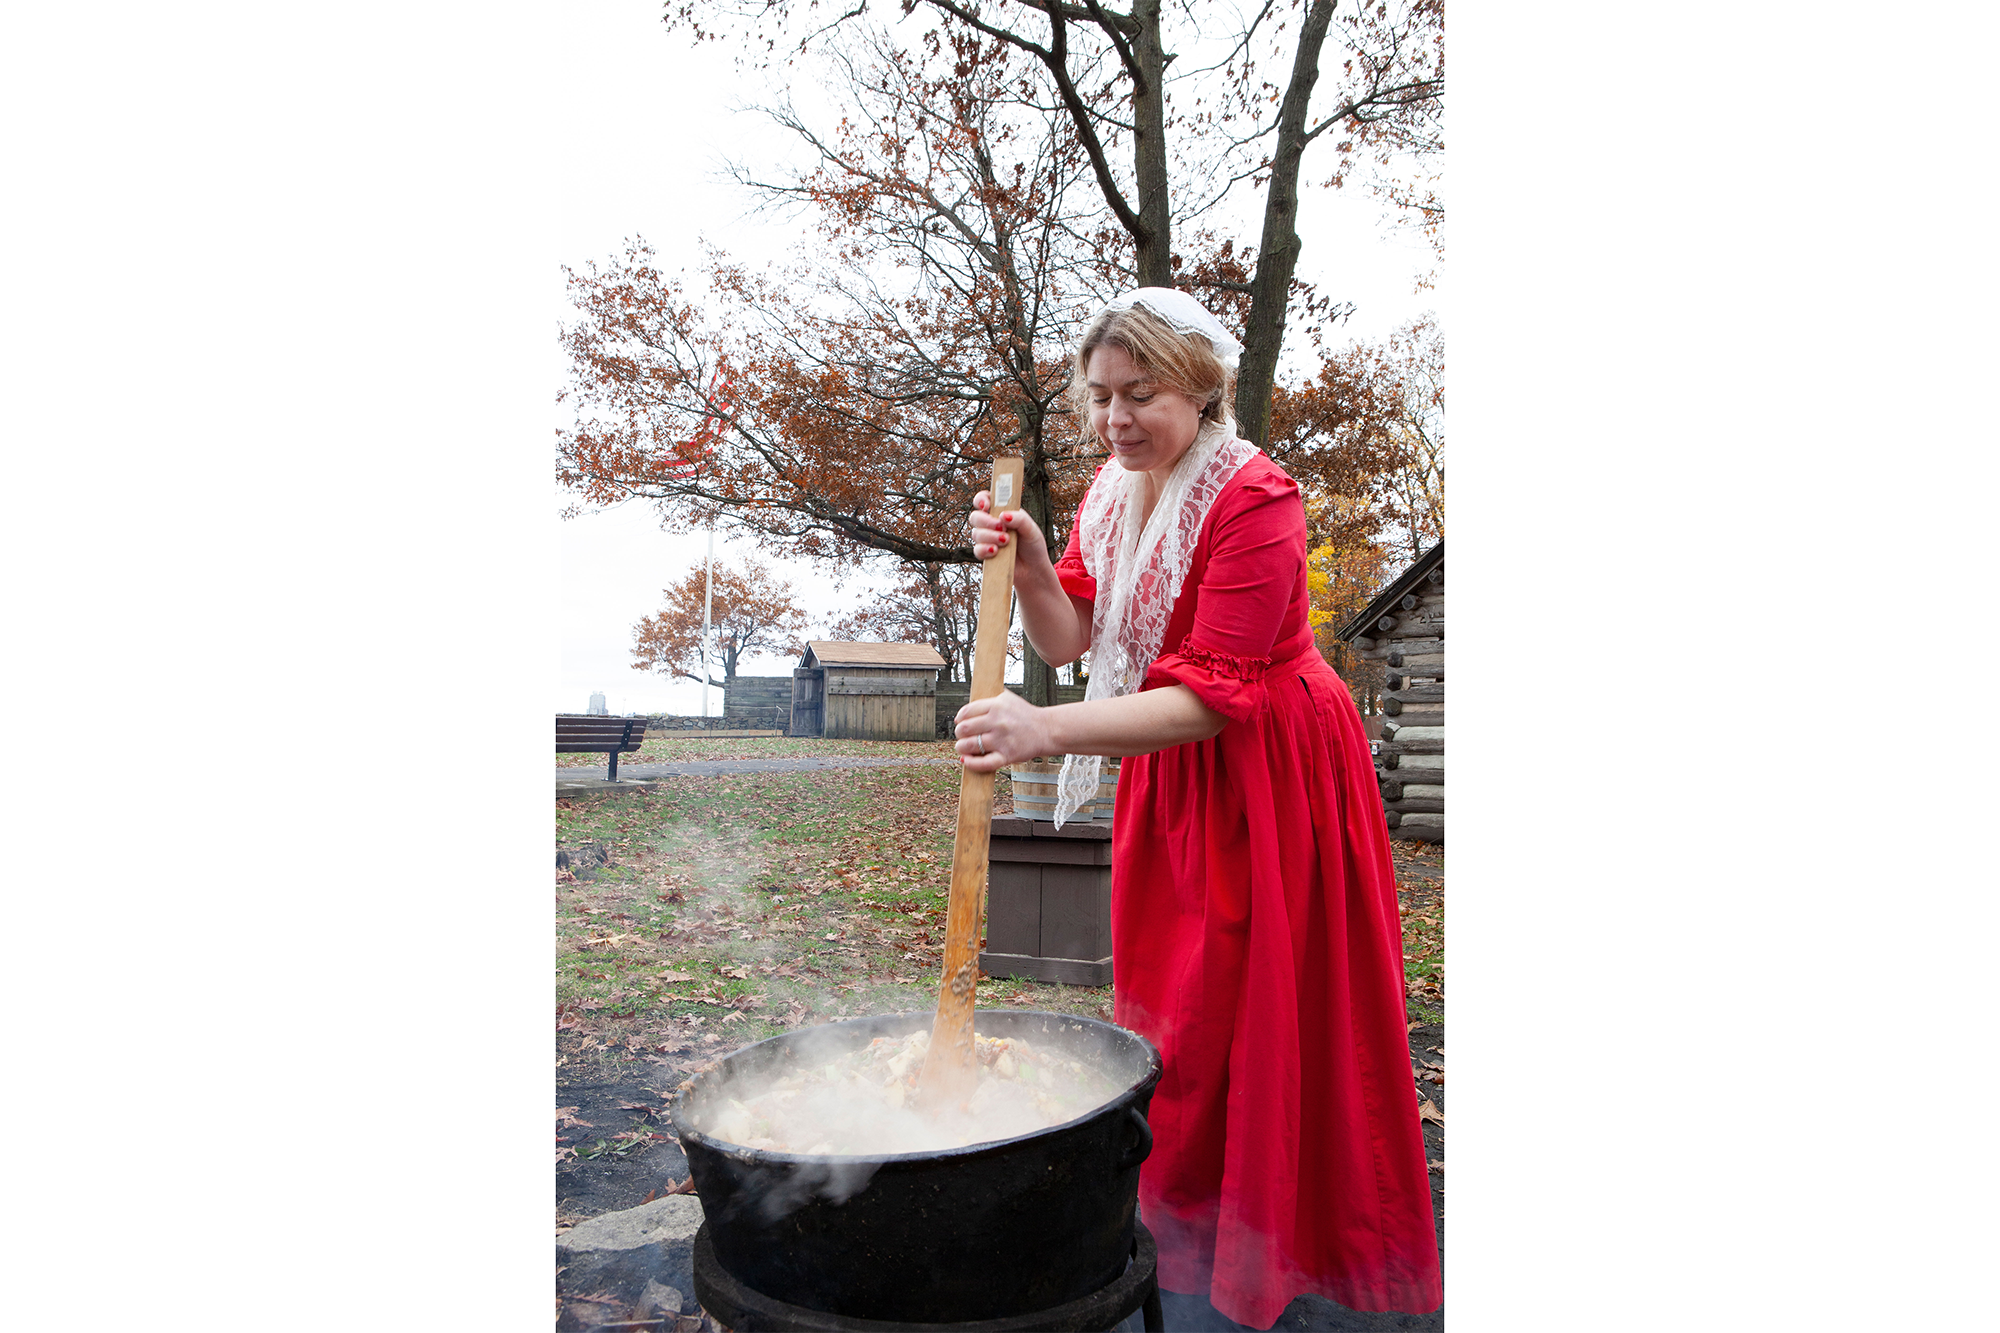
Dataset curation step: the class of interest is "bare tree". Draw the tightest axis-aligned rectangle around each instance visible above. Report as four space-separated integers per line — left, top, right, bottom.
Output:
664 1 1445 444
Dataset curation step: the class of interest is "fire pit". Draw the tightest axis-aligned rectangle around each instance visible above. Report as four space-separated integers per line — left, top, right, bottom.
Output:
670 1010 1161 1327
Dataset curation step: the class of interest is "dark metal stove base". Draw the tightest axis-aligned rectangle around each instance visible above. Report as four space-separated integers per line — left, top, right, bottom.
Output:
692 1219 1163 1333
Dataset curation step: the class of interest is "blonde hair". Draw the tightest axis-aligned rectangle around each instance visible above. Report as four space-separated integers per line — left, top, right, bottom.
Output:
1071 303 1236 440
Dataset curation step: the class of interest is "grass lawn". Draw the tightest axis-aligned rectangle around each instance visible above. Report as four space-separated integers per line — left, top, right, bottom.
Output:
555 747 1442 1080
555 756 1077 1088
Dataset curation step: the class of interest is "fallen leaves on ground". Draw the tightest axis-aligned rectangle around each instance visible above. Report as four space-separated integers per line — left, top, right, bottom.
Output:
576 1127 667 1161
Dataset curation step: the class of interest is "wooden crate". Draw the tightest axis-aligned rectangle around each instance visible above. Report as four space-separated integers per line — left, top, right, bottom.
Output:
978 813 1114 987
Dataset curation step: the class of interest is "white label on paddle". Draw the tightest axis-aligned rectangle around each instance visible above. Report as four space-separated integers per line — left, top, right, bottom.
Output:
995 473 1013 507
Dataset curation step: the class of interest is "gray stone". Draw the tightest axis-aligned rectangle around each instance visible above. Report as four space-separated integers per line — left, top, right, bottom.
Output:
557 1196 703 1308
559 1194 702 1254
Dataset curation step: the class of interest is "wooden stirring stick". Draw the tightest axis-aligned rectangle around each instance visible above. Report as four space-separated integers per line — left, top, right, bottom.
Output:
916 456 1025 1109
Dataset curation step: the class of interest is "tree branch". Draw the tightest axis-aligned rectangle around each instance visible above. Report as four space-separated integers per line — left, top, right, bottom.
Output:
915 0 1148 244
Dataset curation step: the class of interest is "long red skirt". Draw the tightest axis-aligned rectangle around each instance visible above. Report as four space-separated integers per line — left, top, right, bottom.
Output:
1110 663 1441 1328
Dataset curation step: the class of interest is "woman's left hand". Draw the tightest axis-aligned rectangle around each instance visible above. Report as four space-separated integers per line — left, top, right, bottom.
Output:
953 690 1053 772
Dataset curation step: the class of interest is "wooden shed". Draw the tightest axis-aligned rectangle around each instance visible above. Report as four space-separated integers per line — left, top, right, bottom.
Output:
1336 541 1444 843
791 641 948 741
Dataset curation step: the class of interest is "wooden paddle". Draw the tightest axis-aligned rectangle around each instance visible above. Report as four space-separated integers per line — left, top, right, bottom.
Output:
916 456 1025 1109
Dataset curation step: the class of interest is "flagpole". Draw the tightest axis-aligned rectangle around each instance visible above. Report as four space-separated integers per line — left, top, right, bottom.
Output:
701 527 714 718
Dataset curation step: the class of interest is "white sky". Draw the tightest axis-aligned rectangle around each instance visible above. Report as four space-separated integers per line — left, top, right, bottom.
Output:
553 0 1439 716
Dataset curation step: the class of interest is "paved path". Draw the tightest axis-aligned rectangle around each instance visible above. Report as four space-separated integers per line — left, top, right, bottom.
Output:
556 754 958 783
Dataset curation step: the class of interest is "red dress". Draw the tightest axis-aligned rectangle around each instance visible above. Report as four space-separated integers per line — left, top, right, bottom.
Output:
1054 453 1441 1327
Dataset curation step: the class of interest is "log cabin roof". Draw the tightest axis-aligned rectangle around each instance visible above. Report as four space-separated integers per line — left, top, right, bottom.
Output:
1334 541 1444 642
800 640 947 670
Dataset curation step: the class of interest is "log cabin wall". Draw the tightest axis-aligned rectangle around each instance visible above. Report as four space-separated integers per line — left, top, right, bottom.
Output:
1340 544 1444 844
822 665 940 741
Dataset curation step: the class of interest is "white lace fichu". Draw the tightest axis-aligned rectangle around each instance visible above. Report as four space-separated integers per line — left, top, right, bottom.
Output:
1054 418 1258 826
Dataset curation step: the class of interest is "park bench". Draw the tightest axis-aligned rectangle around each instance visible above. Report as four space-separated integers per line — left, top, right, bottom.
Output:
555 714 648 781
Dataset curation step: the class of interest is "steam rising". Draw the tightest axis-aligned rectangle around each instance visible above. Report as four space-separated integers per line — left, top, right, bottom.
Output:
741 1157 883 1223
683 1017 1136 1166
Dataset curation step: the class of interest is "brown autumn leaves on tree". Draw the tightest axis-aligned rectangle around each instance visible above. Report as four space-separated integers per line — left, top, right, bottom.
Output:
631 559 810 688
1279 312 1444 705
562 4 1444 708
826 562 985 684
559 32 1113 703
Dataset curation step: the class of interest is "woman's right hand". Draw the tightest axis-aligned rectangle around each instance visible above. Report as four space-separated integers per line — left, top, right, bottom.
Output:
952 690 1053 772
968 490 1047 562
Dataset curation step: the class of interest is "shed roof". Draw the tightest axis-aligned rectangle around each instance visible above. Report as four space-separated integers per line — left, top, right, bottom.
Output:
1334 541 1444 642
801 640 947 670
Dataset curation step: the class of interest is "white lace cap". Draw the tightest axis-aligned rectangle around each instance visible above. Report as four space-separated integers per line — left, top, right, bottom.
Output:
1098 287 1244 371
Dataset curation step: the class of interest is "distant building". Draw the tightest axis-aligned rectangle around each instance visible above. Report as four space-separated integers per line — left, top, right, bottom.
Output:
791 641 947 740
587 692 608 716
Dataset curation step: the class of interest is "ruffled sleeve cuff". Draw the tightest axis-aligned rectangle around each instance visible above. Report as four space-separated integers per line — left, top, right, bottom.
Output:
1143 635 1271 724
1054 550 1097 604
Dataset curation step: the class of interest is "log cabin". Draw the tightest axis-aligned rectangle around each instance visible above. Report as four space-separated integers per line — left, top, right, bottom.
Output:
1335 541 1443 843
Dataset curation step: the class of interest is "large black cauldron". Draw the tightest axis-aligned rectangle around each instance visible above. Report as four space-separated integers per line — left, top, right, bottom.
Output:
671 1010 1160 1324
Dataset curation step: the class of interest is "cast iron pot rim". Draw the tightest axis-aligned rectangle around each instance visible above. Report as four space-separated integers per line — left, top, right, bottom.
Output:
670 1008 1162 1167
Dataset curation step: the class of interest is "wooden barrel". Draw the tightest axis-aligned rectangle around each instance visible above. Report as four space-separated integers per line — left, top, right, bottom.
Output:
1006 761 1063 819
1007 759 1119 822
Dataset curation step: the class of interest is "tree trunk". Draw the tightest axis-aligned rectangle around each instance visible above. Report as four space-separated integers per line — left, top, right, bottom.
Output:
1234 0 1335 446
1130 0 1173 288
1021 639 1057 709
1014 424 1062 709
933 605 955 683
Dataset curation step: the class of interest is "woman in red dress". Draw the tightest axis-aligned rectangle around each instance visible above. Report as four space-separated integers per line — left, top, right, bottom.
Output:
955 288 1441 1328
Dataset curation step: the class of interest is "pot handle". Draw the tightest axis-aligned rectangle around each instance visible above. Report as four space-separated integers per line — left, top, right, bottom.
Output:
1116 1105 1153 1173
